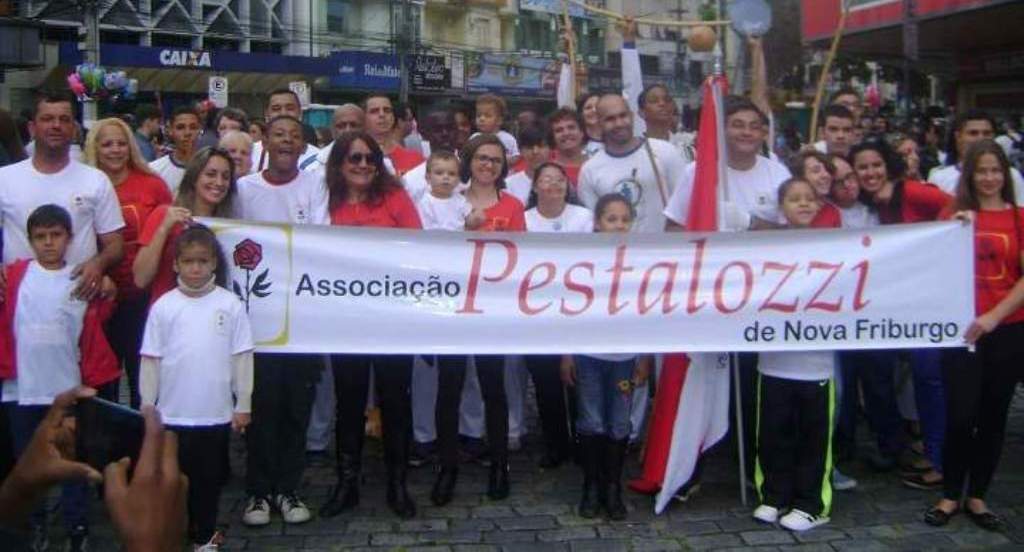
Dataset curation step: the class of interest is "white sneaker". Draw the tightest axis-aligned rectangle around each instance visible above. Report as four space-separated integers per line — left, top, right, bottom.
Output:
752 504 780 523
779 509 829 531
274 493 312 524
832 467 858 491
242 495 271 526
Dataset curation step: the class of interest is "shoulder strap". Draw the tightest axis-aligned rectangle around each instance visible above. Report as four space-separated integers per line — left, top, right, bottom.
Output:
642 139 669 207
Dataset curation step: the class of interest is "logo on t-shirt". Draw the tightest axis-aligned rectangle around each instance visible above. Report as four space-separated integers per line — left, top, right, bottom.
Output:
614 168 644 209
215 309 229 335
294 205 308 224
71 194 88 212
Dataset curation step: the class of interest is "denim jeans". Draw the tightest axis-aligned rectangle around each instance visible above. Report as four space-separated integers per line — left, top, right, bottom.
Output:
7 403 89 530
574 355 634 440
911 348 945 471
837 350 906 459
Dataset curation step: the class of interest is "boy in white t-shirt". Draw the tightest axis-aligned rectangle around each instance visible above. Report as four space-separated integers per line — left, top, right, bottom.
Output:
472 94 520 164
140 225 254 550
150 106 201 196
415 151 484 231
0 205 119 550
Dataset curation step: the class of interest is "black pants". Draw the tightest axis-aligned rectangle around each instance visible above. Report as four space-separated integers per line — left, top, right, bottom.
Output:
171 424 229 544
105 292 149 409
436 355 507 468
941 322 1024 501
836 350 906 460
332 354 413 467
755 374 834 517
246 353 321 497
523 355 571 458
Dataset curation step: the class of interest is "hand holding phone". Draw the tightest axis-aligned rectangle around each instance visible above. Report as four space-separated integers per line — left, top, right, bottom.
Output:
75 397 145 473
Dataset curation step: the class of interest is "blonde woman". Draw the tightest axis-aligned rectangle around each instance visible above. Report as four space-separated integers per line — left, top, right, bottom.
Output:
83 117 172 408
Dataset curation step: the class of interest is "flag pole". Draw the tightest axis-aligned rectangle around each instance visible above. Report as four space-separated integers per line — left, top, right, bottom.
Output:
711 39 748 508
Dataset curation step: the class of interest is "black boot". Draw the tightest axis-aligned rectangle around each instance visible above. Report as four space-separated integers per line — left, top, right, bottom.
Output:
577 435 602 518
320 453 360 518
386 463 417 518
431 466 458 507
604 438 628 521
487 459 510 500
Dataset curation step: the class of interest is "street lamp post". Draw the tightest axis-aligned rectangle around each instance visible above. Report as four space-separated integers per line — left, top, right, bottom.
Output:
78 0 101 128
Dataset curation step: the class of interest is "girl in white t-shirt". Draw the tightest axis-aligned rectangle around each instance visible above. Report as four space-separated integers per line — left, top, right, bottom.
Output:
524 162 593 233
752 178 835 533
140 225 254 550
563 193 651 521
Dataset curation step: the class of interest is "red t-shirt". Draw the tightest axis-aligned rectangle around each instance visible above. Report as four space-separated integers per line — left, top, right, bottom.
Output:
387 146 426 177
480 193 526 232
811 202 842 229
330 187 423 229
112 170 173 299
878 180 951 224
970 208 1024 323
137 204 185 303
551 151 583 189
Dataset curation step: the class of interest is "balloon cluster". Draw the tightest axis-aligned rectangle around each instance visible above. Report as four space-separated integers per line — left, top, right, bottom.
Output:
67 64 139 102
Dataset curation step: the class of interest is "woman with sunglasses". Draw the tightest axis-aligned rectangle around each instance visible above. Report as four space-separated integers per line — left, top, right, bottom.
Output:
320 132 422 520
430 135 525 508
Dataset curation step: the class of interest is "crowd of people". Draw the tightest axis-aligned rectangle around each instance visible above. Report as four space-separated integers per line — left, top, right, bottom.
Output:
0 44 1021 550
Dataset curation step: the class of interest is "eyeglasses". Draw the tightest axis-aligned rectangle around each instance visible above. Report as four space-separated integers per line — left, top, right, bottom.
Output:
536 175 567 186
473 154 504 166
346 152 380 165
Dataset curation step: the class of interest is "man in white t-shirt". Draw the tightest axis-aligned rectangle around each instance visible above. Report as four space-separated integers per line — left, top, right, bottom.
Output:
0 91 124 300
149 105 201 196
578 94 687 233
928 109 1024 201
664 96 791 230
236 115 327 528
251 88 320 173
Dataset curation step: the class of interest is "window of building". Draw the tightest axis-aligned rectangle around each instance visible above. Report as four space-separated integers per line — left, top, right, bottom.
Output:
327 0 348 34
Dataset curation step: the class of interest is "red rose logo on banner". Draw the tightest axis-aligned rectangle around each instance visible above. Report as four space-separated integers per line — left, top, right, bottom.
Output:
232 238 272 312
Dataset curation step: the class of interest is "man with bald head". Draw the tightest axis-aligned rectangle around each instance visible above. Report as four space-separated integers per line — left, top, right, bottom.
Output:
577 94 687 233
309 104 365 170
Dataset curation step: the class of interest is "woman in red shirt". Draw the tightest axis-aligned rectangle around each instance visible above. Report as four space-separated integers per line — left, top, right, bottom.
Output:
852 140 950 224
133 148 237 304
83 117 172 407
925 141 1024 531
320 132 421 520
430 134 523 508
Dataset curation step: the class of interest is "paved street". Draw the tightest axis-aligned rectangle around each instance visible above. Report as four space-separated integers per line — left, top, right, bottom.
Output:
63 388 1024 551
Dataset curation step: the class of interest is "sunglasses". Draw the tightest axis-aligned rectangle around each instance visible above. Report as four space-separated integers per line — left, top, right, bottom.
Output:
345 152 381 165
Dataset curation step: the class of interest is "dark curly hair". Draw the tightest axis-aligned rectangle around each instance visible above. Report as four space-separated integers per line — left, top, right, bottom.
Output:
325 131 403 210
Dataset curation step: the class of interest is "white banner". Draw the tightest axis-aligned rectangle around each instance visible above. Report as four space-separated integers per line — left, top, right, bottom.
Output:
200 219 975 354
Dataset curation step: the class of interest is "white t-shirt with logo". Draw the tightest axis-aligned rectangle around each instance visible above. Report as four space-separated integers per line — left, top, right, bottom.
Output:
578 138 686 234
504 171 533 205
664 155 791 228
150 155 187 196
525 204 594 233
417 193 472 231
0 159 125 266
2 263 85 405
141 287 253 426
235 170 330 225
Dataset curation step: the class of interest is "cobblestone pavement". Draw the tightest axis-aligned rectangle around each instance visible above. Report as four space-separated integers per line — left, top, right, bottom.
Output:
49 389 1024 550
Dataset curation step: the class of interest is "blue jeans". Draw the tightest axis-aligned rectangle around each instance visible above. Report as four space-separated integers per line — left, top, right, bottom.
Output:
911 349 945 471
574 355 634 440
837 350 906 459
7 403 90 530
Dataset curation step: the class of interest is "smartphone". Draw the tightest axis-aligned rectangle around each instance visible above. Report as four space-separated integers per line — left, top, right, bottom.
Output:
75 397 145 472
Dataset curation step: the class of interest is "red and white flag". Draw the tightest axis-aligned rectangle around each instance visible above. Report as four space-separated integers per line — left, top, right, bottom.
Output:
628 75 732 514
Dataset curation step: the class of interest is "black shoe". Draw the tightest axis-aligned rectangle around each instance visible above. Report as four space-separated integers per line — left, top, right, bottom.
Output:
320 453 360 518
577 435 602 519
67 525 88 552
386 469 417 519
604 438 628 521
923 506 958 527
966 508 1004 532
408 441 434 468
902 472 944 491
431 466 458 507
487 462 510 500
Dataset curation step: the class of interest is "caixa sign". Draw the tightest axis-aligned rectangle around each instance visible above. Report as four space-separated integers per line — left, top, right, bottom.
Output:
159 49 213 68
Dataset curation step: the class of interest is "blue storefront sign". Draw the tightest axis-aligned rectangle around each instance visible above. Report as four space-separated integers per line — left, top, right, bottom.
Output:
59 42 336 76
328 51 400 91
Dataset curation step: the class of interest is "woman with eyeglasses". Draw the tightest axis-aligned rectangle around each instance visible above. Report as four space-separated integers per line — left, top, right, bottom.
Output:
429 135 525 508
319 132 422 520
83 117 174 407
